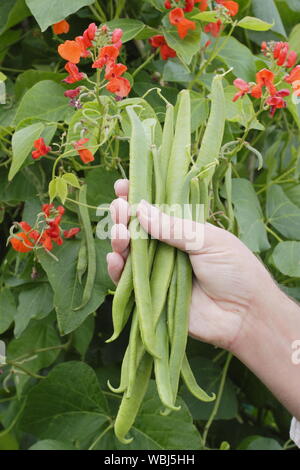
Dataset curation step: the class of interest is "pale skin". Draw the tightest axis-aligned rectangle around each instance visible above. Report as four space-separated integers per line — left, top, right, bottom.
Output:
107 179 300 421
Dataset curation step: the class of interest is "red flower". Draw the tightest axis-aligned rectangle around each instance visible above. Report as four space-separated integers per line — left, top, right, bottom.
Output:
169 8 196 39
73 138 95 164
112 28 123 49
232 78 251 102
74 36 91 58
164 0 172 8
64 228 81 238
285 65 300 84
184 0 195 12
10 232 34 253
53 20 70 35
63 62 85 84
273 42 297 68
64 87 81 99
149 35 177 60
195 0 208 11
58 40 82 64
82 23 97 48
92 45 120 68
32 138 51 160
105 63 127 80
106 77 131 99
251 69 277 99
266 89 290 117
216 0 239 16
204 20 222 37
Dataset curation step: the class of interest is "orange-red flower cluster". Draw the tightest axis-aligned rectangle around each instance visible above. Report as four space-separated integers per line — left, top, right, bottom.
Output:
233 69 290 117
165 0 208 12
285 65 300 97
10 205 80 254
32 137 51 160
149 35 177 60
169 8 196 39
262 41 297 69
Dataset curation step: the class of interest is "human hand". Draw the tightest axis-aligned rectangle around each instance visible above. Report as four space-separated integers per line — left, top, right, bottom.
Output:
107 179 282 352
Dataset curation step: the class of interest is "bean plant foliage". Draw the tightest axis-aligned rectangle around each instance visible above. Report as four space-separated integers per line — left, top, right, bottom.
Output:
0 0 299 452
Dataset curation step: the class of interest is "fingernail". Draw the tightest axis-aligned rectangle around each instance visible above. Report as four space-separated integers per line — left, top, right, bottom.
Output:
106 253 113 264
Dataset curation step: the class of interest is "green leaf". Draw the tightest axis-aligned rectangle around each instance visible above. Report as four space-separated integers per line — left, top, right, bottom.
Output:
217 37 256 82
7 317 61 396
0 168 37 202
180 357 238 421
163 59 193 83
289 24 300 57
37 240 113 335
62 173 80 189
0 432 19 451
224 86 264 131
266 185 300 240
9 122 44 181
15 70 65 100
0 0 29 35
86 167 120 210
192 11 219 22
56 178 68 204
14 80 72 125
14 283 54 338
25 0 95 31
162 16 202 65
49 179 57 202
237 16 273 31
0 288 17 334
29 440 77 450
73 315 95 358
272 242 300 277
251 0 286 37
20 362 110 444
106 19 145 42
230 179 270 252
238 436 282 450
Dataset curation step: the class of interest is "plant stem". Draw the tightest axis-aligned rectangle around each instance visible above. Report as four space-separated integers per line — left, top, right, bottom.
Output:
265 225 283 243
0 401 26 438
88 422 114 450
201 352 233 448
66 197 109 211
132 53 156 78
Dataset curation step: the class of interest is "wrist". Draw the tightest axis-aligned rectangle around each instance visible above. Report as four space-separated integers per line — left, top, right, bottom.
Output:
230 284 300 420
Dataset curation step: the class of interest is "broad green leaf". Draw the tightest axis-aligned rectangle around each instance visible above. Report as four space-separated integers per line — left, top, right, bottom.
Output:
37 240 113 335
285 184 300 208
96 382 201 450
0 30 22 63
56 178 68 204
266 185 300 240
106 19 145 42
272 242 300 277
20 362 110 444
15 70 65 100
287 0 300 11
192 11 218 22
217 37 256 82
25 0 95 31
14 80 72 125
29 440 77 450
0 288 17 334
180 357 238 421
86 167 123 208
231 179 270 252
9 122 44 181
73 315 95 358
162 16 202 65
289 24 300 56
251 0 286 37
238 436 282 450
0 168 37 202
7 317 61 396
163 59 193 83
0 0 29 35
0 432 19 450
14 283 54 338
237 16 273 31
62 173 80 189
224 86 264 131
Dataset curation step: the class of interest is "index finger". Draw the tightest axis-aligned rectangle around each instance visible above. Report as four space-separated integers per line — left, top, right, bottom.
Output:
114 179 129 200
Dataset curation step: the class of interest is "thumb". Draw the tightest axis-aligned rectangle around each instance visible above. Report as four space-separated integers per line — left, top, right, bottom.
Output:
136 200 206 253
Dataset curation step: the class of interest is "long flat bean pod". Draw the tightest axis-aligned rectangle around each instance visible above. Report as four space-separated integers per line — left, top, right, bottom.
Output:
114 352 153 444
73 185 96 311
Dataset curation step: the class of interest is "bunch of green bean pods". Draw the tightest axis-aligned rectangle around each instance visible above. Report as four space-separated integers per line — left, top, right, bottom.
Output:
108 75 226 444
